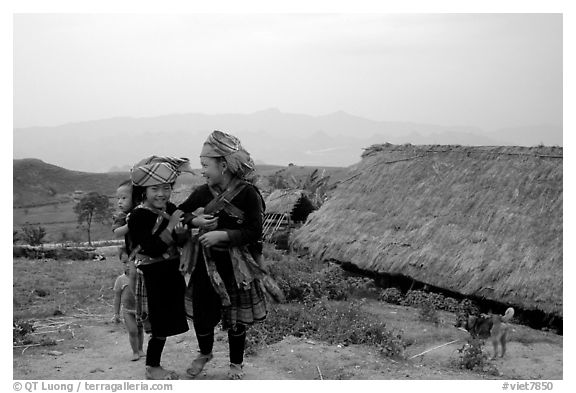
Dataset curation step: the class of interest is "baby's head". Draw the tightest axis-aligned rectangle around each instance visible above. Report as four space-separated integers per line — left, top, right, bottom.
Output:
116 180 133 213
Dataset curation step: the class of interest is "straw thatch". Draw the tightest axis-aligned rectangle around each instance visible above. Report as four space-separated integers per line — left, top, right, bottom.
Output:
265 189 314 218
292 144 563 317
263 189 316 239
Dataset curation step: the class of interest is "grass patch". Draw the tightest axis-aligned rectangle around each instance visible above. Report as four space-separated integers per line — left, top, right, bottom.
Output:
265 246 379 304
452 339 500 376
13 252 122 320
246 299 406 358
248 246 405 358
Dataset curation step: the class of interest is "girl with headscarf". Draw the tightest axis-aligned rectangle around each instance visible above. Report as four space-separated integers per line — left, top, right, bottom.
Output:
178 130 268 380
128 156 191 380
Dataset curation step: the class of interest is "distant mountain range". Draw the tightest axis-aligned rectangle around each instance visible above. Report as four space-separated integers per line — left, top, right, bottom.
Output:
13 109 562 172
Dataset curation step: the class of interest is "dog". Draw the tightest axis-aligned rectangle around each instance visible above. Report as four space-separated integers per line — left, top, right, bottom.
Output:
458 307 515 359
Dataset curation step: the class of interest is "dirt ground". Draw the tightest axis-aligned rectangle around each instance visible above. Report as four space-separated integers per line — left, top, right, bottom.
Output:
13 302 562 380
13 246 563 381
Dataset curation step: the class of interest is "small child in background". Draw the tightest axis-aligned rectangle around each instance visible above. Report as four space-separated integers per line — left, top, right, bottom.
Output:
112 180 134 252
113 247 145 361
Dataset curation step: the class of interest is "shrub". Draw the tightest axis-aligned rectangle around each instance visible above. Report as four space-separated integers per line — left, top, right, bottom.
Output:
455 299 481 328
266 254 351 303
417 298 440 325
458 298 480 315
13 319 35 345
12 246 96 260
347 276 379 297
21 224 47 246
401 290 469 313
454 339 499 376
246 299 406 358
378 288 403 304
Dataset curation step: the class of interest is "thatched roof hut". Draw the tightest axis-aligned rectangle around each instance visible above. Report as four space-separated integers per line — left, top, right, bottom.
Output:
291 144 563 317
263 189 316 239
265 189 315 220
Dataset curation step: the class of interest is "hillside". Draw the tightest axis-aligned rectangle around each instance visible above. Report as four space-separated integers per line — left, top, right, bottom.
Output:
13 158 347 243
13 159 130 207
13 158 348 207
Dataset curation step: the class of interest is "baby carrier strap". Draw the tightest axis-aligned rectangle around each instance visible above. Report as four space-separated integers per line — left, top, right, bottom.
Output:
204 180 248 222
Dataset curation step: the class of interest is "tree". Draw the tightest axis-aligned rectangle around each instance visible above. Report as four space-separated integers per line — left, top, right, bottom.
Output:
286 169 332 208
21 223 47 246
73 192 112 246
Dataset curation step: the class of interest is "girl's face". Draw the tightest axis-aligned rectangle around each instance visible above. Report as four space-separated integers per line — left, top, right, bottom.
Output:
200 156 226 187
143 183 172 209
116 185 133 213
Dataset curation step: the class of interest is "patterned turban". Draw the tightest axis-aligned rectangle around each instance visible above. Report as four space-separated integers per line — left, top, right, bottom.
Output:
200 130 255 181
131 156 193 187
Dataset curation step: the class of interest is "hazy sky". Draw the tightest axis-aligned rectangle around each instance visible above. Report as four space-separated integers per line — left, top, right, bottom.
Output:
14 13 562 131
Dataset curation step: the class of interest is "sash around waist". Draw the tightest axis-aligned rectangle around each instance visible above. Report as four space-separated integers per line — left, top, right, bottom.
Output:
135 252 179 266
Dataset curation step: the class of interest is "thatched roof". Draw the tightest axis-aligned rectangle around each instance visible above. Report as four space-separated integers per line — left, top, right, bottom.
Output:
292 144 563 317
265 189 310 215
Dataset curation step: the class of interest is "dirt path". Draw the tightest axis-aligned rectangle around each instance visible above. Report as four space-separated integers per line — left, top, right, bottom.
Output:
13 304 563 380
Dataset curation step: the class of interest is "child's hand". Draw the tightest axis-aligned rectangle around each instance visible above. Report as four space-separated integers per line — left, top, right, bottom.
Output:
113 211 127 220
168 209 184 228
174 222 187 235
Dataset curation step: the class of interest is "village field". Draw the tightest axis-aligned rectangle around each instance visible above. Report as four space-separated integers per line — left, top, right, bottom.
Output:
13 244 562 381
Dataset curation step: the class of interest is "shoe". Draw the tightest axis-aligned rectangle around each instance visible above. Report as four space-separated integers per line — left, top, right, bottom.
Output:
227 363 245 380
145 366 179 380
186 352 213 377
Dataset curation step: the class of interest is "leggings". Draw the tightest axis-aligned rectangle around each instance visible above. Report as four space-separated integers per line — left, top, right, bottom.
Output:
196 324 246 365
146 336 166 367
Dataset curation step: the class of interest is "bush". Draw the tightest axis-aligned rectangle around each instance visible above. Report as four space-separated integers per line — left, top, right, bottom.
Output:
13 319 35 345
266 256 356 304
21 224 47 246
378 288 403 304
12 246 96 260
455 299 481 328
454 339 499 376
417 298 440 325
246 299 406 358
347 275 379 297
401 290 469 313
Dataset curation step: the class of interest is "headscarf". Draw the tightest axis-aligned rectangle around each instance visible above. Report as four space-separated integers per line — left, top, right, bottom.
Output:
131 156 193 187
200 130 256 181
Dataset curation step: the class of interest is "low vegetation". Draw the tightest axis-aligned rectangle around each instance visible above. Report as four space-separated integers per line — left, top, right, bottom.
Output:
247 247 406 358
21 224 47 246
453 339 499 376
246 300 406 358
13 242 533 377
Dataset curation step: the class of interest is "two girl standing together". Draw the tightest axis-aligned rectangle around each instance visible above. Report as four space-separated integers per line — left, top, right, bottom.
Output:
113 131 267 380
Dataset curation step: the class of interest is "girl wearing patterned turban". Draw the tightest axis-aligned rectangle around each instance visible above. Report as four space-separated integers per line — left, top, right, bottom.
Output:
128 156 191 380
178 130 269 380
